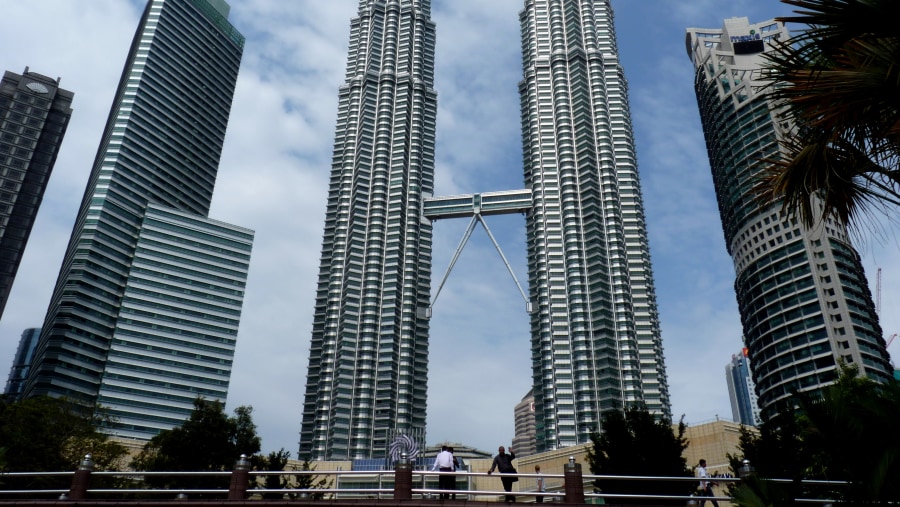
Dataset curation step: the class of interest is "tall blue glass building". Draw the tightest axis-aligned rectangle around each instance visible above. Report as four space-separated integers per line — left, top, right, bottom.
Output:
725 348 760 426
687 17 893 421
22 0 253 440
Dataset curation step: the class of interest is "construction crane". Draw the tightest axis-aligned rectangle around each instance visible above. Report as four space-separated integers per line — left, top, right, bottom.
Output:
887 333 898 349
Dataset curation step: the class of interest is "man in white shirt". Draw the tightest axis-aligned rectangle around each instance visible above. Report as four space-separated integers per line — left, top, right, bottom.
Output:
432 445 455 499
697 459 719 507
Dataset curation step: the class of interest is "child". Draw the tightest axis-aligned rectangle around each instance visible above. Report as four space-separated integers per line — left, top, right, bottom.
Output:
534 464 545 503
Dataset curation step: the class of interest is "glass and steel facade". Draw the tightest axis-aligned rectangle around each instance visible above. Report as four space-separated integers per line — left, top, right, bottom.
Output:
725 348 760 426
96 204 252 439
520 0 669 451
22 0 250 439
3 327 41 398
0 69 73 320
687 17 893 420
302 0 671 460
299 0 437 461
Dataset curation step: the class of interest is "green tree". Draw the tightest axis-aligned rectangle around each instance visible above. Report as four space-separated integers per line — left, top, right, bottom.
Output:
795 368 900 504
131 398 261 491
726 413 807 504
293 459 331 500
0 396 126 489
729 367 900 506
586 404 694 504
256 448 291 499
756 0 900 230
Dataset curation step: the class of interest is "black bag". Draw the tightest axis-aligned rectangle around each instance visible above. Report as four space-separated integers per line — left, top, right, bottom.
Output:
509 467 518 482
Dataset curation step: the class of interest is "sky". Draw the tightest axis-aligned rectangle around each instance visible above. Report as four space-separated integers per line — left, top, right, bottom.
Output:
2 0 899 457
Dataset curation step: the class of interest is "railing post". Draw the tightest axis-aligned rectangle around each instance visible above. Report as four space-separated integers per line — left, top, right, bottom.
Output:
564 456 585 504
739 459 755 481
68 453 94 501
394 452 413 500
228 454 251 500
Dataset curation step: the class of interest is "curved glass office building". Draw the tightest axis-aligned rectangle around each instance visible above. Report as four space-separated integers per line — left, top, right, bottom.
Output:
687 17 893 420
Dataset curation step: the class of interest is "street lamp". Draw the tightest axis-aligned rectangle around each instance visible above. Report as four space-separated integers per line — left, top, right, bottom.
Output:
739 459 755 480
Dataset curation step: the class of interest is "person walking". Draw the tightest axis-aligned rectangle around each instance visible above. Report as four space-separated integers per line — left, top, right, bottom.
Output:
449 446 460 500
432 445 455 499
534 464 545 503
697 459 719 507
487 445 517 502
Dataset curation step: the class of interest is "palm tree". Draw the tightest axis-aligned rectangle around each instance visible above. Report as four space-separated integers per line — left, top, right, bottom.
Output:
756 0 900 231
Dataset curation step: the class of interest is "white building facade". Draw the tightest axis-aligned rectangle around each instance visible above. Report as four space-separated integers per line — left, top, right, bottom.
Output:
687 17 893 420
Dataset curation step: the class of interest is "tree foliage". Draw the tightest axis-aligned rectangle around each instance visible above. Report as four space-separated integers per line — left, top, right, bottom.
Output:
256 448 291 499
130 398 261 490
755 0 900 232
293 459 331 500
730 367 900 506
0 396 126 472
0 396 126 489
586 404 694 504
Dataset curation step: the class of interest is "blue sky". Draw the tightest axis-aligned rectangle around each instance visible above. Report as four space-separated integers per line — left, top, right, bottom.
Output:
2 0 898 457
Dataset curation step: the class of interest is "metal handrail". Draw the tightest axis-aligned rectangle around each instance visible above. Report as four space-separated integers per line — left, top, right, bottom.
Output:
0 465 852 504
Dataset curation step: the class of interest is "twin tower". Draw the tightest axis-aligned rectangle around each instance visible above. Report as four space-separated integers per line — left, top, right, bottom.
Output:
299 0 670 461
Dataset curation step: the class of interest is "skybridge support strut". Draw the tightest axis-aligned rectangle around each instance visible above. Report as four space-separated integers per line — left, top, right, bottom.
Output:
427 213 532 318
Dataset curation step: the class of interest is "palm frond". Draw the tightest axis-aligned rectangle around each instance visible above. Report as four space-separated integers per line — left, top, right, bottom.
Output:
754 0 900 229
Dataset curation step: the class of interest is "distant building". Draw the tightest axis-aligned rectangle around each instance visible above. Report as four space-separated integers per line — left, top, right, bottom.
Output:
512 389 536 458
680 419 757 476
726 348 761 426
0 68 73 320
686 17 893 420
424 442 493 465
21 0 251 441
3 327 40 398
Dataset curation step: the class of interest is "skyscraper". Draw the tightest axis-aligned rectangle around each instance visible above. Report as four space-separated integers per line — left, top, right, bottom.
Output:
22 0 251 440
519 0 669 451
0 69 73 321
299 0 437 461
725 348 760 427
687 17 893 421
3 327 41 398
512 388 536 458
302 0 669 460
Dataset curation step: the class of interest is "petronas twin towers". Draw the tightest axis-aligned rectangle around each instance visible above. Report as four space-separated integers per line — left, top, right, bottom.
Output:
300 0 669 460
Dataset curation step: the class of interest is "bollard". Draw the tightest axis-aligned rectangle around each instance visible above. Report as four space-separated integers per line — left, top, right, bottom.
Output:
67 454 94 501
228 454 252 501
394 452 413 500
564 456 585 504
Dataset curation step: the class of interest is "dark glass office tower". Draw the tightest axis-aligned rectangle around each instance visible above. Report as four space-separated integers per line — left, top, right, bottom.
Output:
3 327 41 398
301 0 671 460
23 0 251 439
687 17 893 421
0 69 73 321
